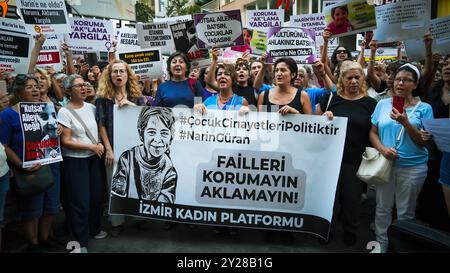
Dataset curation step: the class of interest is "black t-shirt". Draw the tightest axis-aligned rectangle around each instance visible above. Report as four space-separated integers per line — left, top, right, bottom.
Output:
235 85 257 107
320 94 377 166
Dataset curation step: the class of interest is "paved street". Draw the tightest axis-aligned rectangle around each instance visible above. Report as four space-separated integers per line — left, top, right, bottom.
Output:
2 187 376 253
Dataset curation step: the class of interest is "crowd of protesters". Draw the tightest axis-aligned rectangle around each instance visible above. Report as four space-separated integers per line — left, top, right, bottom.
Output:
0 22 449 254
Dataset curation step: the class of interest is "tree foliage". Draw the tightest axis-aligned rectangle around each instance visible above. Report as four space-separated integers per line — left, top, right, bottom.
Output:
166 0 202 17
135 0 155 22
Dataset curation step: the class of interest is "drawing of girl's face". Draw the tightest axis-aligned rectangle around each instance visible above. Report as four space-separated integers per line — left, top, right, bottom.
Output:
332 7 348 27
143 115 172 158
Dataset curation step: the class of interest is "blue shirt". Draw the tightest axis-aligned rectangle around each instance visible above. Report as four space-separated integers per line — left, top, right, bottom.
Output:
257 84 272 95
0 107 24 158
154 80 203 108
204 94 244 110
371 98 434 167
306 85 336 113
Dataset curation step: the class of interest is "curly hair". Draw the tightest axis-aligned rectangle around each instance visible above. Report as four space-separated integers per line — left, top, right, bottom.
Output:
336 61 368 97
97 60 142 101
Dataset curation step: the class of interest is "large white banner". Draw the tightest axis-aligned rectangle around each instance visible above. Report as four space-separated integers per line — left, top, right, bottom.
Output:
16 0 71 35
374 0 431 42
66 18 114 53
110 107 347 239
0 18 31 74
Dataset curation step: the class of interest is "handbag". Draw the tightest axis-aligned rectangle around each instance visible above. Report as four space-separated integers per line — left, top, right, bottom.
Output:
357 101 421 184
14 165 54 197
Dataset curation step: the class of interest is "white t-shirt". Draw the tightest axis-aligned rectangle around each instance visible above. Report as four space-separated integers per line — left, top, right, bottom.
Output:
0 143 9 177
57 102 99 158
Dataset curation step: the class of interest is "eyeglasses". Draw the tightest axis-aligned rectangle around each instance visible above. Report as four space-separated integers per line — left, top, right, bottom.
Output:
336 50 347 54
71 83 89 89
111 69 126 75
394 77 415 83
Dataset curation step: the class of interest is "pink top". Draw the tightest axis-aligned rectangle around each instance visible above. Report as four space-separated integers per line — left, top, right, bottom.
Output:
327 21 354 35
231 44 252 54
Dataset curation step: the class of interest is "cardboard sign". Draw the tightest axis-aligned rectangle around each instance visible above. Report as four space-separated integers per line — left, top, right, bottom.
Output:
374 0 431 42
266 27 316 64
66 18 114 53
116 27 141 53
16 0 71 35
170 20 210 68
118 48 163 80
19 102 63 168
0 18 31 74
246 9 284 31
136 22 176 56
35 34 63 72
324 0 377 37
194 10 244 49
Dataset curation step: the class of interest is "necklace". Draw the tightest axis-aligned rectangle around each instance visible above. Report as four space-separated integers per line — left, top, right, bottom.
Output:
218 94 232 103
115 93 126 103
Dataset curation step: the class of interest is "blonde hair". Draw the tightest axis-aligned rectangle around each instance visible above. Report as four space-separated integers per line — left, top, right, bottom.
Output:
34 68 52 90
336 61 368 97
97 60 142 101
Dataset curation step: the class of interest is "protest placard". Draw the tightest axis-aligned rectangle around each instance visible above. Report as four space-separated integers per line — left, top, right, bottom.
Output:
19 102 62 168
404 15 450 61
194 10 244 49
250 29 267 56
266 27 316 64
16 0 71 35
116 27 141 53
110 107 347 240
374 0 431 42
170 20 210 68
321 0 340 12
66 18 114 53
34 34 63 72
153 15 192 24
0 18 31 74
118 48 163 80
136 22 175 56
324 0 377 37
246 9 284 31
422 119 450 153
290 12 339 59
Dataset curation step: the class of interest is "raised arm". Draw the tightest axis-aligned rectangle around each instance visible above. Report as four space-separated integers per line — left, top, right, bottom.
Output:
205 47 220 91
253 53 268 91
357 40 367 68
28 34 46 74
62 42 76 75
367 40 382 91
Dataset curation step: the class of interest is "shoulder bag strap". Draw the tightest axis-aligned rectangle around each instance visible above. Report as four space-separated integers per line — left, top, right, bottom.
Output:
395 100 421 148
325 91 333 112
65 105 98 145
